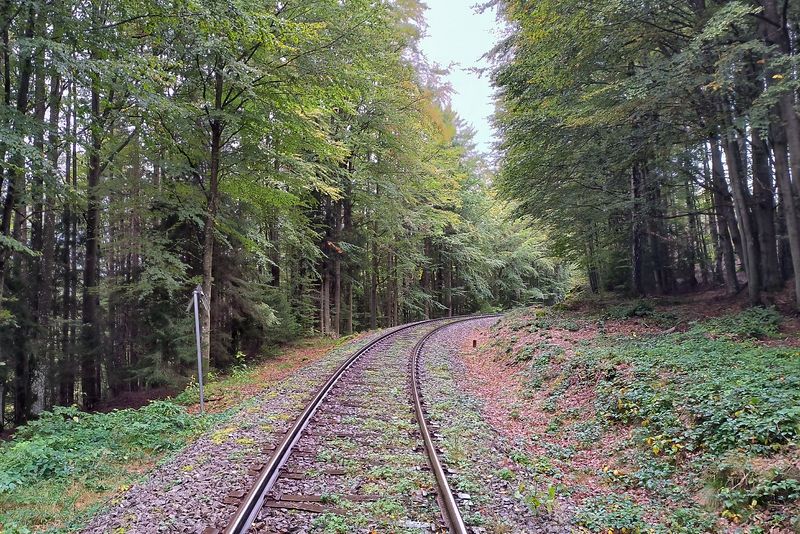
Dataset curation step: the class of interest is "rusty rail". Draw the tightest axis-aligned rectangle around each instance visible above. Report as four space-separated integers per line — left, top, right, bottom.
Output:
410 317 496 534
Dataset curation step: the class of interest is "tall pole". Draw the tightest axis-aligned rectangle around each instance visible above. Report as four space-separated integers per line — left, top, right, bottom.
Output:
193 285 205 414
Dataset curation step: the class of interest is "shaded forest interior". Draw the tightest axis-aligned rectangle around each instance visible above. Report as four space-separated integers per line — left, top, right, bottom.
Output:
493 0 800 309
5 0 800 431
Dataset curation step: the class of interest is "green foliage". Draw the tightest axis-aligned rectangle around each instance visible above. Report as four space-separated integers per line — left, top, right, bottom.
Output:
560 308 800 519
605 300 657 319
522 484 558 515
0 402 206 495
710 453 800 513
666 507 718 534
574 494 646 532
699 307 782 339
596 333 800 457
491 0 800 301
311 513 352 533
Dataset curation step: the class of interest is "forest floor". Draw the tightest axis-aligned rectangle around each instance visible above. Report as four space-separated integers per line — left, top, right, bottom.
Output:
464 289 800 533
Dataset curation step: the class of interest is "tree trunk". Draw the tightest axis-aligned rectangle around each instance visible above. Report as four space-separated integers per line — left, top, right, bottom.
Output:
333 200 342 337
630 163 645 295
684 178 700 287
370 239 378 329
386 252 394 326
771 123 800 309
201 69 223 372
0 6 35 309
722 133 761 305
60 81 77 406
444 259 453 317
81 79 102 409
751 129 782 291
709 137 740 292
759 2 800 307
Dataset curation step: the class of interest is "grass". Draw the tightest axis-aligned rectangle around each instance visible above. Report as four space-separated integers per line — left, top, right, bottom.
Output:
172 336 342 412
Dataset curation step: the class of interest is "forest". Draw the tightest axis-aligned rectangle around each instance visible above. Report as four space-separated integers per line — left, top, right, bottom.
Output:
0 0 570 428
2 0 800 532
493 0 800 308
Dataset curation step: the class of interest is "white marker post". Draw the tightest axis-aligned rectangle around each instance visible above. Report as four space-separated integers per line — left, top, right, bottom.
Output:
189 285 206 414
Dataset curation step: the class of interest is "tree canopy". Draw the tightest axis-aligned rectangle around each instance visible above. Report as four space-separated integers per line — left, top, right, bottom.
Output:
492 0 800 308
0 0 568 426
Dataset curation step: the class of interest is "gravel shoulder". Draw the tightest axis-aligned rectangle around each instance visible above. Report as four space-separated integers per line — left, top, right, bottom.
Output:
418 318 572 533
82 334 382 533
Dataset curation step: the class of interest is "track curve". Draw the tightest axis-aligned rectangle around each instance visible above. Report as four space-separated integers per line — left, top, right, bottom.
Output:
223 316 496 534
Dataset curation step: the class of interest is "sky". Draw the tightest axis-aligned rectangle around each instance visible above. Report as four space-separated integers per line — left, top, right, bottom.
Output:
419 1 500 155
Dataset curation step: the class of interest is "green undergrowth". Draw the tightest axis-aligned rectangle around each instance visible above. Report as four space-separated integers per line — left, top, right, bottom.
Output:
498 304 800 531
0 402 217 533
587 325 800 528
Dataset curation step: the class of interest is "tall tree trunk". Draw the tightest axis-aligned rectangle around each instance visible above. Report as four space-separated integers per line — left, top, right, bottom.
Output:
586 230 600 293
60 81 77 406
369 239 377 329
630 163 645 295
201 68 223 372
385 252 394 326
81 79 102 409
709 137 741 292
343 172 354 334
684 178 700 287
751 129 782 291
422 238 432 317
722 132 761 305
0 5 35 310
760 2 800 308
771 123 800 309
761 0 800 207
444 259 453 317
333 200 341 337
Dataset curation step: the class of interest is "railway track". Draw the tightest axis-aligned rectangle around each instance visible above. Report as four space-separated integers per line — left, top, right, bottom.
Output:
216 316 492 534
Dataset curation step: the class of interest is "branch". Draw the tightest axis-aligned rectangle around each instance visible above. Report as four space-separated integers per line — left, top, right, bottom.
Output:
98 125 139 175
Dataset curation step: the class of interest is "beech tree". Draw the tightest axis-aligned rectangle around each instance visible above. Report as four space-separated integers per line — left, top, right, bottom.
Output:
492 0 800 307
0 0 567 427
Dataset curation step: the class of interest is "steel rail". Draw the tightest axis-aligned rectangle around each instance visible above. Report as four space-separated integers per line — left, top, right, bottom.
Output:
410 316 497 534
223 317 449 534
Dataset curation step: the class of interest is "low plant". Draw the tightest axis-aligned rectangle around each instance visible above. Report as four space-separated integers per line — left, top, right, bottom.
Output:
0 401 210 530
699 306 782 339
575 494 647 532
311 512 350 533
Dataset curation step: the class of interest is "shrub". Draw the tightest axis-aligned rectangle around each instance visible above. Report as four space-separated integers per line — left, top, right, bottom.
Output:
0 401 205 494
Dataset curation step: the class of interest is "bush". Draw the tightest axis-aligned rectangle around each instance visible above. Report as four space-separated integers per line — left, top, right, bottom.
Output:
605 300 656 319
596 332 800 456
0 401 205 494
568 308 800 520
575 494 646 531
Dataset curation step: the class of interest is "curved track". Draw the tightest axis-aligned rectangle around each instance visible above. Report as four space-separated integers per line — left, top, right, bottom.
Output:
222 316 493 534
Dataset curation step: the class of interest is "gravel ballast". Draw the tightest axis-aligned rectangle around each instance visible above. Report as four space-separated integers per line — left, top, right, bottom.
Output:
82 334 382 533
85 316 573 533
